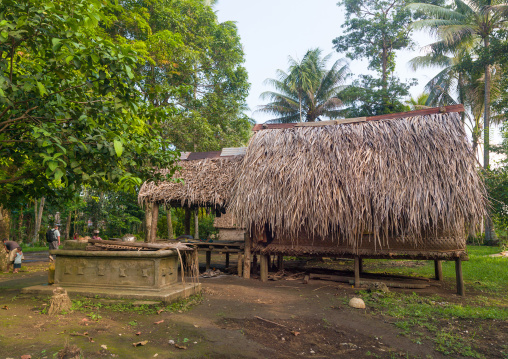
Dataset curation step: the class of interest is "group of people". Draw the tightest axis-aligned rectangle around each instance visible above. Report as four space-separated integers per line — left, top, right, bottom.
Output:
2 238 23 273
2 223 103 273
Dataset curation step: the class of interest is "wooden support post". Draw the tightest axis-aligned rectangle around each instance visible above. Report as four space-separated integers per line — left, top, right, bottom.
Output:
205 251 211 271
193 248 199 276
237 253 243 277
225 252 230 268
194 208 199 240
243 232 251 279
149 203 159 243
252 254 258 275
260 254 269 282
277 255 284 270
354 256 361 288
359 258 364 273
434 260 443 281
455 258 464 296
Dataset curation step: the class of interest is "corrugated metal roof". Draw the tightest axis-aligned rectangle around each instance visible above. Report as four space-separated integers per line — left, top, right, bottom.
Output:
220 147 247 157
185 151 222 161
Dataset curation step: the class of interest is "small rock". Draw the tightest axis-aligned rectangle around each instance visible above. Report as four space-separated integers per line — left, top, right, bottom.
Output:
168 340 175 345
310 349 315 354
349 297 366 309
281 337 285 341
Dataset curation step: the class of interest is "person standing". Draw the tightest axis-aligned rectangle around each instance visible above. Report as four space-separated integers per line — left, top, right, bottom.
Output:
13 247 23 273
46 224 61 261
2 238 20 273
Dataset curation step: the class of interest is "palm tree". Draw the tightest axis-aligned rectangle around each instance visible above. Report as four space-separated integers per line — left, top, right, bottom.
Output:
405 93 430 110
258 49 349 123
408 0 508 170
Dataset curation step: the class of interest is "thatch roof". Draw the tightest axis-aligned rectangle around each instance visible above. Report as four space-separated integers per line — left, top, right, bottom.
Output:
138 149 245 208
230 106 487 249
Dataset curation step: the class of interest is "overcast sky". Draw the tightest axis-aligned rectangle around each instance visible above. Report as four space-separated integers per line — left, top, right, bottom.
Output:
214 0 502 156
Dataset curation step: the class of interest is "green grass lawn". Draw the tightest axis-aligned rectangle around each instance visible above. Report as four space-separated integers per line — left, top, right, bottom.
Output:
20 245 48 252
365 245 508 293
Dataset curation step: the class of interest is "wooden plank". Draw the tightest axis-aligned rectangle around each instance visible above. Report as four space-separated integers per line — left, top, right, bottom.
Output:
260 254 268 282
87 239 191 250
455 258 465 296
243 232 251 279
252 105 465 131
434 260 443 281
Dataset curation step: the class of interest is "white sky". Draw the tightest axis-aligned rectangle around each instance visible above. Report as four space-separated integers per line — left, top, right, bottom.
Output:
214 0 502 155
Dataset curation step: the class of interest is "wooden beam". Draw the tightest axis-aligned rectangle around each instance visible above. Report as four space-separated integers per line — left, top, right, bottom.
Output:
434 260 443 281
260 254 268 282
253 105 466 131
354 256 361 288
243 232 251 279
225 252 230 268
455 258 465 296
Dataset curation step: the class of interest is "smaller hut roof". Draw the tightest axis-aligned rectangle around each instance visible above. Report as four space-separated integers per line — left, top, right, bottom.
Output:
138 148 245 208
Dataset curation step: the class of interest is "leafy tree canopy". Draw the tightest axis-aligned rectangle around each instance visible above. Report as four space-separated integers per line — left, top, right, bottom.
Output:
106 0 253 151
0 0 179 205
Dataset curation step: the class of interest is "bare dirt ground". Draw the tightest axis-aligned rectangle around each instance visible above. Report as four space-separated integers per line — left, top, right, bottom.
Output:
0 255 506 358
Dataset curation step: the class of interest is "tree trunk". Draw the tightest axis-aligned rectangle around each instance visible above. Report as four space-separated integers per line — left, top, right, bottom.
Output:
194 208 199 240
149 203 159 243
0 205 10 240
145 202 152 243
33 196 45 243
184 208 191 235
166 207 173 240
483 36 493 244
64 211 72 240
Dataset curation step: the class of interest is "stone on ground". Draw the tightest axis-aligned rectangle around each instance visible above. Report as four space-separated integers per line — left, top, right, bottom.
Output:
366 282 390 293
349 297 366 309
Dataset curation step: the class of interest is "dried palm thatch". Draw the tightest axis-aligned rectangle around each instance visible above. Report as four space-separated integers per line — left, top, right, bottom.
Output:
138 156 244 209
230 112 487 252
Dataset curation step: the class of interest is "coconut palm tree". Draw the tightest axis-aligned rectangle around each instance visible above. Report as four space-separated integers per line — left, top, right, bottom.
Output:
408 0 508 170
405 93 430 110
258 49 349 123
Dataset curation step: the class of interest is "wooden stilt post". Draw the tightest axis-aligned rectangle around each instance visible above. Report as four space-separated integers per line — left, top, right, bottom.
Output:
193 248 199 276
277 255 284 271
260 254 269 282
434 260 443 281
354 256 361 288
243 232 251 279
252 254 258 275
359 258 364 274
205 251 211 271
455 258 464 296
237 253 243 277
225 252 230 268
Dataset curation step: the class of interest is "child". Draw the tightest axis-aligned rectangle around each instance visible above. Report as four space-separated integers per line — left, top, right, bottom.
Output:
13 247 23 273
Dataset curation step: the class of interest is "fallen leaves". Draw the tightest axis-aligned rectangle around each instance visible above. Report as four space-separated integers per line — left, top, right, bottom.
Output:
135 331 141 336
132 340 148 347
20 355 31 359
2 305 7 310
154 320 164 325
157 309 164 315
291 331 300 336
174 344 187 350
101 344 108 350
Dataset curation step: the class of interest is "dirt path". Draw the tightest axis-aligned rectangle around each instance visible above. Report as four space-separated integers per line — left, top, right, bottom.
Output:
0 256 504 358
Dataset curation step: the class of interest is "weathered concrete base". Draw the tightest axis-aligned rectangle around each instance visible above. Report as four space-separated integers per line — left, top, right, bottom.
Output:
21 282 201 304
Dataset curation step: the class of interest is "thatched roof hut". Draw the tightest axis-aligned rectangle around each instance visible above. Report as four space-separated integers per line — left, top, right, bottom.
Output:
138 148 246 210
229 105 487 260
